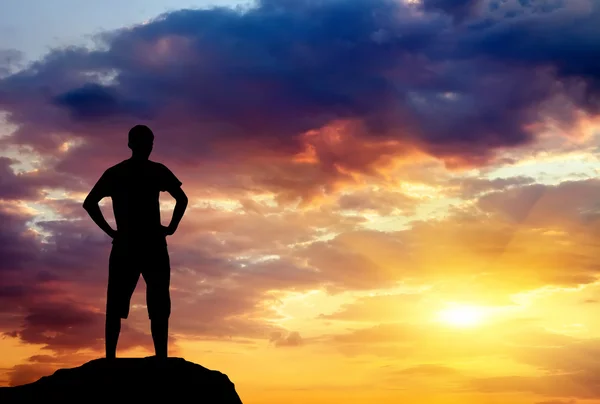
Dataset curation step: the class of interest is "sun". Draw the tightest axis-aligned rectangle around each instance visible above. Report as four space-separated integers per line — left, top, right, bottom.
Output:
438 304 485 327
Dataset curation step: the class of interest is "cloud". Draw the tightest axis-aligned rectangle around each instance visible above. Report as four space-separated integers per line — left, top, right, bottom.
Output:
477 178 600 228
0 0 598 203
0 156 85 203
535 400 577 404
389 363 460 377
6 363 57 387
0 49 24 77
459 0 600 99
269 331 304 347
0 203 41 275
468 372 600 399
448 330 600 400
332 323 422 345
53 83 153 121
0 201 314 355
336 189 418 215
6 301 151 353
3 173 595 357
447 175 537 199
320 293 426 322
1 2 600 397
420 0 484 21
324 313 586 360
4 352 101 387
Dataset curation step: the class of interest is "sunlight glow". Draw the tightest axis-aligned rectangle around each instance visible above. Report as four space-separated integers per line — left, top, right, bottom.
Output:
438 304 485 327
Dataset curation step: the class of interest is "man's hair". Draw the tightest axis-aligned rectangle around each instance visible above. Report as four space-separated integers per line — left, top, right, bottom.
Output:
128 125 154 148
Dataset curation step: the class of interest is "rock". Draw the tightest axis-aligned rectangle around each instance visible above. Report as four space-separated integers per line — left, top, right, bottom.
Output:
0 356 244 403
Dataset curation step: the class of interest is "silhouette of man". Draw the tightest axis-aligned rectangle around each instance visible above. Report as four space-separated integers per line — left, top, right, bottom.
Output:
83 125 188 359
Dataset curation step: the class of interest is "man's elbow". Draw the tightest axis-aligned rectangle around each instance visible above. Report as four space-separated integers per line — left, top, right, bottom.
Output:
82 198 96 211
176 191 188 205
178 194 189 205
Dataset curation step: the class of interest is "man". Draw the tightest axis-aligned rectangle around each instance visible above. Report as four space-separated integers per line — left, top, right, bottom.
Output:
83 125 188 359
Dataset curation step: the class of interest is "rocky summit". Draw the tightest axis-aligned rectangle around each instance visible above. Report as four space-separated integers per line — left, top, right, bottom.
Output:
0 356 244 403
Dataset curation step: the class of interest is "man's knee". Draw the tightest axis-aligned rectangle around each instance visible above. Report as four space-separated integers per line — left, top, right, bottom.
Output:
105 315 122 331
149 310 170 321
147 286 170 304
106 298 130 319
148 299 171 320
150 314 170 322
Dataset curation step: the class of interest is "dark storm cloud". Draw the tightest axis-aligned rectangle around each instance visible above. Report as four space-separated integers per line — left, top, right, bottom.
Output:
53 83 154 121
460 0 600 90
420 0 484 20
0 0 598 175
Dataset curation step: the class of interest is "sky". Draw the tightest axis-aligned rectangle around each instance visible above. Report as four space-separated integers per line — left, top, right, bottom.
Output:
1 0 600 403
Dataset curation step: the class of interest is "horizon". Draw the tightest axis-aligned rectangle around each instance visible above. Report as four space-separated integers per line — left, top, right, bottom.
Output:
1 1 600 403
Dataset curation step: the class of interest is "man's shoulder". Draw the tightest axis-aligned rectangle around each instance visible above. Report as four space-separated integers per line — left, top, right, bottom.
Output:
148 160 181 189
148 160 167 168
104 160 129 174
148 160 173 173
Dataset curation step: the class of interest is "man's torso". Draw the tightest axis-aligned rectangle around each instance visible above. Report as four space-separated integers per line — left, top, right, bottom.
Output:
107 159 168 247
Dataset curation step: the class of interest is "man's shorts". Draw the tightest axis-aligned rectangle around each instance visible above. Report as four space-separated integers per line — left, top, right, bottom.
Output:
106 240 171 320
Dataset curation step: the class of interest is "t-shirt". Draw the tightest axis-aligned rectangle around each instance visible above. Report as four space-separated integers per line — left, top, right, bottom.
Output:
93 159 182 246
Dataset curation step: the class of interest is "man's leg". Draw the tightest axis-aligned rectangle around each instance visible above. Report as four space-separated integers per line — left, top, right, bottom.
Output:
145 245 171 359
105 315 121 359
106 243 138 359
150 317 168 358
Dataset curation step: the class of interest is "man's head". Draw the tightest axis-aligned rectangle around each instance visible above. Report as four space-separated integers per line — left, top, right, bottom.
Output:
128 125 154 159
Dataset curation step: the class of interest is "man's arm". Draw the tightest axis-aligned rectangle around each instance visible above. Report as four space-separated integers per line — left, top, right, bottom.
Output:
83 172 117 239
164 186 188 236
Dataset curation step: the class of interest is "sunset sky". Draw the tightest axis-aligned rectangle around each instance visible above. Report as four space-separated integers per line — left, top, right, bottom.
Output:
1 0 600 403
